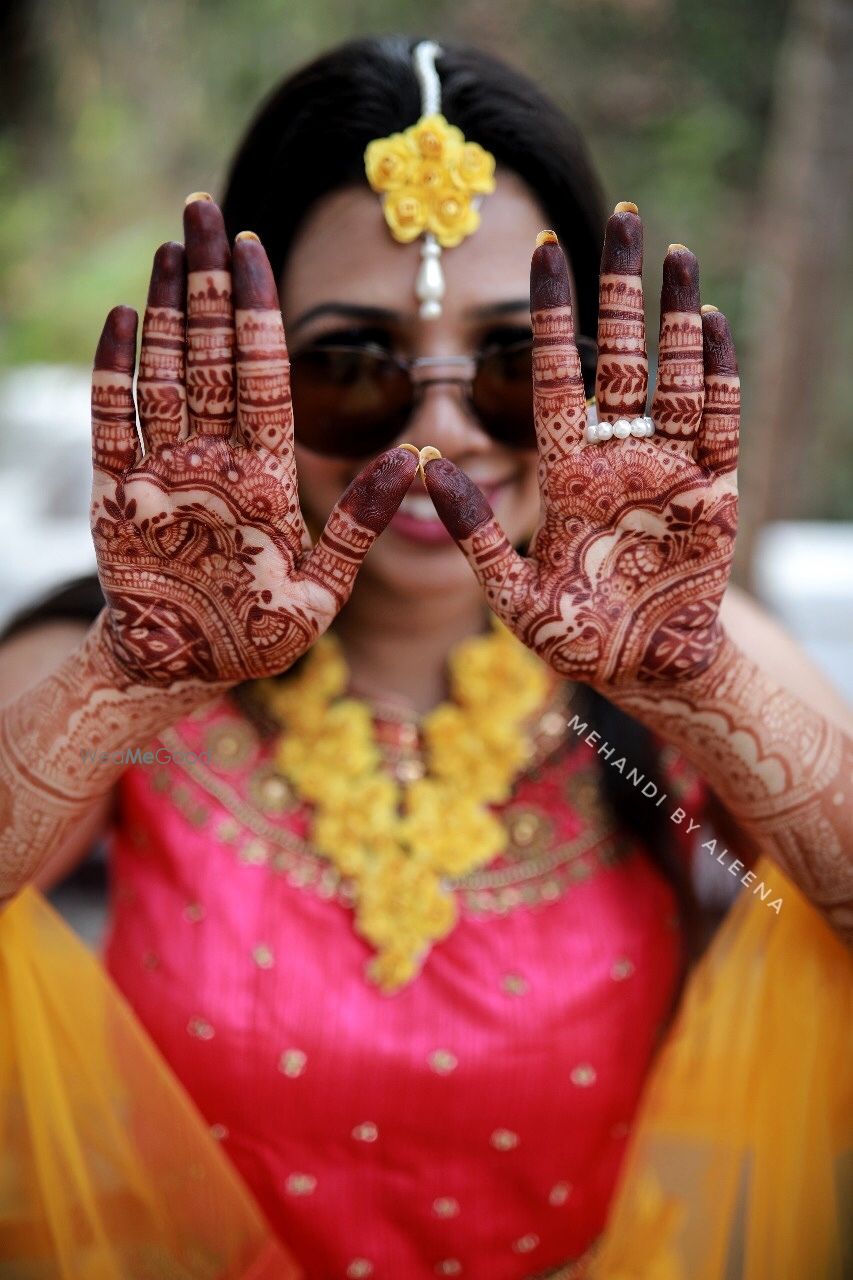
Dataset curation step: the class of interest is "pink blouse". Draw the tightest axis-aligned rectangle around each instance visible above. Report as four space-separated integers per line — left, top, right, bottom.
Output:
102 683 700 1279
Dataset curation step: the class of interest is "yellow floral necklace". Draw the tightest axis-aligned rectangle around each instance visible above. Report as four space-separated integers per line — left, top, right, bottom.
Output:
253 614 553 994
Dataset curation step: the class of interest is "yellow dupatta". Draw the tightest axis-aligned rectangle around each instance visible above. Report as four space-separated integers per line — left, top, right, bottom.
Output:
0 856 849 1278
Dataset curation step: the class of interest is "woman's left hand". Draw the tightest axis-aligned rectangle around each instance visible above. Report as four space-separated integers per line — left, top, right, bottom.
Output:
424 205 740 692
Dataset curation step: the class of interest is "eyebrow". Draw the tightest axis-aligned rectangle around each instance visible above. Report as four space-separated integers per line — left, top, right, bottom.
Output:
289 303 401 334
289 298 532 335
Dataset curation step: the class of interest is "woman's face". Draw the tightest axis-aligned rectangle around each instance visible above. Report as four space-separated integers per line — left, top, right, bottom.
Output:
279 169 552 600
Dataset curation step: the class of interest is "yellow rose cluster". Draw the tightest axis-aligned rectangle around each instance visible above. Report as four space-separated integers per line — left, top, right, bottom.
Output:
256 614 551 993
364 113 496 249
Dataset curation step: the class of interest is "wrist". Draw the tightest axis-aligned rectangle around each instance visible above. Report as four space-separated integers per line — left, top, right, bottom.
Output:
87 608 232 706
594 628 745 723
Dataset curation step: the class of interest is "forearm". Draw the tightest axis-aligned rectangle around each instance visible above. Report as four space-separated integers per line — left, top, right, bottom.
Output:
0 609 226 898
606 632 853 941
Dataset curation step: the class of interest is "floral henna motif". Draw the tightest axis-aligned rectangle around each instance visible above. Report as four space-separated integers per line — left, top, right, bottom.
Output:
425 209 852 941
0 198 420 899
426 219 738 689
93 439 318 685
529 442 735 684
90 197 418 689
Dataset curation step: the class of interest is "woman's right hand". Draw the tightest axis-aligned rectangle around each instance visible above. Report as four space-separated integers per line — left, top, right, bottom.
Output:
90 194 418 689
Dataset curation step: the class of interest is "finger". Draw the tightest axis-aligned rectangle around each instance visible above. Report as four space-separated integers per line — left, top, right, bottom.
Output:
423 454 535 628
650 245 704 456
91 305 139 476
232 230 308 549
184 193 235 438
300 446 419 607
595 202 648 422
232 232 291 452
696 306 740 476
137 242 189 450
530 232 586 477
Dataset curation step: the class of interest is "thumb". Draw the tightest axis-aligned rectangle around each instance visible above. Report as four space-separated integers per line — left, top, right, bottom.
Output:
423 455 534 623
300 445 419 604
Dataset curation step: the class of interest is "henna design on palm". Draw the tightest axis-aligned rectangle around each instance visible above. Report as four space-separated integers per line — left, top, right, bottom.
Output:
425 209 739 690
91 199 418 689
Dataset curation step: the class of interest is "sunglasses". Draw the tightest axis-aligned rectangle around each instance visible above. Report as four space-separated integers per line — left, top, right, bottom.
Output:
289 335 598 459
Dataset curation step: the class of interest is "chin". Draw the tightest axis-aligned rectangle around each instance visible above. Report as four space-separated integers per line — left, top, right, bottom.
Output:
360 534 482 600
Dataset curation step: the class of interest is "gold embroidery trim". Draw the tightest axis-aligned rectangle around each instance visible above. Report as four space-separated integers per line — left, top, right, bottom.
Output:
153 681 628 917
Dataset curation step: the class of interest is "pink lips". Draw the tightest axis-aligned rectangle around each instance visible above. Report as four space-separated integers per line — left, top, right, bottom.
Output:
389 481 506 546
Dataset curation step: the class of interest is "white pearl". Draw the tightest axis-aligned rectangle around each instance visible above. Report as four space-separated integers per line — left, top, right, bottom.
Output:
630 418 646 437
597 421 613 441
645 419 656 437
585 423 599 443
419 300 442 319
416 256 444 301
613 418 631 439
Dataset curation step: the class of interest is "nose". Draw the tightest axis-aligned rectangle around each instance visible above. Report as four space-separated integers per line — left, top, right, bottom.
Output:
399 362 490 457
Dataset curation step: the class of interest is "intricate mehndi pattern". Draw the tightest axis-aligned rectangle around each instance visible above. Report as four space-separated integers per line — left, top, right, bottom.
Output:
0 197 418 894
424 207 852 941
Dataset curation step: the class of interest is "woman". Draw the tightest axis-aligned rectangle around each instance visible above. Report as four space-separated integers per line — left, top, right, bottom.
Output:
0 34 850 1280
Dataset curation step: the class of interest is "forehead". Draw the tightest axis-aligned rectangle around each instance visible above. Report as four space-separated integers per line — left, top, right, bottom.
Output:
279 168 550 325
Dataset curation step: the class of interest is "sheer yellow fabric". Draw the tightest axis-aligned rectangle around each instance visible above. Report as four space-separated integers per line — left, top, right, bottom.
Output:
0 861 849 1278
0 885 300 1279
592 858 853 1279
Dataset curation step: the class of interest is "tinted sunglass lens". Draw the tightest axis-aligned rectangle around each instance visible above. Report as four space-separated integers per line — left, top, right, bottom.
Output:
290 348 412 458
472 341 537 448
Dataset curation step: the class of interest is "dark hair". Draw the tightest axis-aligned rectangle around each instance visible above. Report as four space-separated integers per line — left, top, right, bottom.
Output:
2 35 700 976
220 35 605 343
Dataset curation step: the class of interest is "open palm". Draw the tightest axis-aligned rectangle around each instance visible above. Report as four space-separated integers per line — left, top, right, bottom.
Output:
91 198 416 688
425 208 739 690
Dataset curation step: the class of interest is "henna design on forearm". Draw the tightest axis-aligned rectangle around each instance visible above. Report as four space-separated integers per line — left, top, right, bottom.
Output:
0 611 221 897
425 205 851 937
613 633 853 940
2 197 420 897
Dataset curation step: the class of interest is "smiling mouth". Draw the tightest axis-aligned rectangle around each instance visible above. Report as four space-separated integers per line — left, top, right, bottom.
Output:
397 476 513 521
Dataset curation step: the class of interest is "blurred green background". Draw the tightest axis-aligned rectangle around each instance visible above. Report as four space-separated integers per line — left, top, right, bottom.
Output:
1 0 851 549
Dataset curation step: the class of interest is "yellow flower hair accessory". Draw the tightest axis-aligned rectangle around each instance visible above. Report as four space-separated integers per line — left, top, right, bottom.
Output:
364 41 496 319
254 613 553 994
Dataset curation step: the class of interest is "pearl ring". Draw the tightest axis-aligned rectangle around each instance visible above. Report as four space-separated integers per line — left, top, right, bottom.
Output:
585 415 655 444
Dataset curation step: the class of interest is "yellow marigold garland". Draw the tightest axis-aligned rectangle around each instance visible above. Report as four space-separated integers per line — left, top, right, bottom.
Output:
255 614 551 993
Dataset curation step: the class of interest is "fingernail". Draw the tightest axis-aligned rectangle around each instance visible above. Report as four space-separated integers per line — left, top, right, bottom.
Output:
662 247 699 313
531 239 570 311
236 230 260 242
184 191 213 206
702 312 738 375
700 304 719 314
536 229 559 246
602 207 642 275
667 242 688 254
418 445 442 481
614 201 638 214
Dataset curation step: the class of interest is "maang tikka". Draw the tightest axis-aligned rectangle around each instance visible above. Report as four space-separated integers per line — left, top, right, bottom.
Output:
364 40 497 319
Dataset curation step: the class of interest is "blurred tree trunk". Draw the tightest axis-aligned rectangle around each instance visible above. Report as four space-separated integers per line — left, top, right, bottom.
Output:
736 0 853 585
